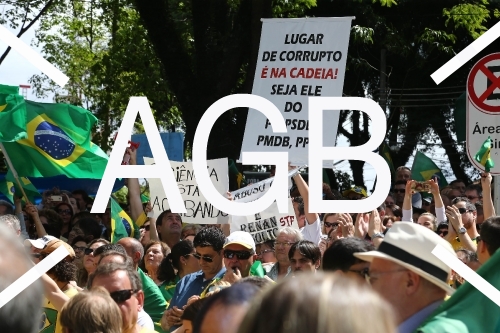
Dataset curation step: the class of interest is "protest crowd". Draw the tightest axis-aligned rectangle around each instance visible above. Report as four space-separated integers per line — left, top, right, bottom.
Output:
1 145 500 333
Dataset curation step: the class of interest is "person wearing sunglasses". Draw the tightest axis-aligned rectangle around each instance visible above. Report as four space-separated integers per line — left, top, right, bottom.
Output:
220 231 263 284
165 227 226 332
323 237 374 282
445 197 479 252
89 262 157 333
77 238 110 288
55 202 75 240
436 222 449 238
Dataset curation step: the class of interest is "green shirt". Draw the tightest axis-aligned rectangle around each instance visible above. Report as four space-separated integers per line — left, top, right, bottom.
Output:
137 268 168 333
159 275 180 303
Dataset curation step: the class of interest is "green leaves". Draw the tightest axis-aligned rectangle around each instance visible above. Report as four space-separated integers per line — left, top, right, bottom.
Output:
444 2 491 39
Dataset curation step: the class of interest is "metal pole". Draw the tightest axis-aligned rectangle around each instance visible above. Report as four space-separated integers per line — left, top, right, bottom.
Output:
494 175 500 215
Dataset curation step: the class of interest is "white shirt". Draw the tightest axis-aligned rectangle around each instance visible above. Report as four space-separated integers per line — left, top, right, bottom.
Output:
300 217 322 245
137 308 154 329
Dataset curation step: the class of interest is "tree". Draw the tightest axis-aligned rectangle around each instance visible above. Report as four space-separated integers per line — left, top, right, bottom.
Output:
0 0 56 66
29 0 183 151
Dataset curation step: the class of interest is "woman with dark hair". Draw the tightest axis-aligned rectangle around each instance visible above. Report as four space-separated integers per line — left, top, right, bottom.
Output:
157 240 200 302
55 201 75 239
76 238 110 288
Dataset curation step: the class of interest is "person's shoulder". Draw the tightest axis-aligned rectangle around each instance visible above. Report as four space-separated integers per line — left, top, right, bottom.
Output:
179 270 204 285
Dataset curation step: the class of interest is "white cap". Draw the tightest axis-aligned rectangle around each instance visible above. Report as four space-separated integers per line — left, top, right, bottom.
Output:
224 231 256 252
24 235 57 249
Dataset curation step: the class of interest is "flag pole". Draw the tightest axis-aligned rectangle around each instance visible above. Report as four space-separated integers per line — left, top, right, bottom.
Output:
0 143 30 203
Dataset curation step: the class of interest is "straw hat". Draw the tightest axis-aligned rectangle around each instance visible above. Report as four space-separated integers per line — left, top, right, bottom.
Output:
354 222 455 295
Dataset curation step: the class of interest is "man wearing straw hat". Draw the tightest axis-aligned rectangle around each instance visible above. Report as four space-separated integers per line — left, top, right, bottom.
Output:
354 222 456 333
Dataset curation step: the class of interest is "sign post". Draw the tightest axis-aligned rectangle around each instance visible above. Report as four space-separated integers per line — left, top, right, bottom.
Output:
466 53 500 211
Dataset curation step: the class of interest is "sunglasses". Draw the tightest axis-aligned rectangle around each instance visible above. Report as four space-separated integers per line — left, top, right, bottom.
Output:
109 289 138 303
324 221 340 228
393 189 406 193
141 225 150 231
192 253 214 263
57 209 72 215
458 208 471 214
223 250 253 260
259 249 274 256
84 248 94 255
384 202 394 207
437 230 448 237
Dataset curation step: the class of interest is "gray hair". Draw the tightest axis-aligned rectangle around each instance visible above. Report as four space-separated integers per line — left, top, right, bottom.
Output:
87 262 142 291
0 224 44 333
278 227 303 242
0 214 21 232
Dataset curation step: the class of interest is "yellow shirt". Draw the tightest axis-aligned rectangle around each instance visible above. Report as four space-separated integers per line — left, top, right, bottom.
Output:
449 236 477 251
40 287 79 333
140 328 159 333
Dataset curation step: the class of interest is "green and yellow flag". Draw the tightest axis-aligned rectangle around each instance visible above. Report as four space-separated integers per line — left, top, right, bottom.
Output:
0 179 15 204
110 197 140 243
416 244 500 333
1 98 109 179
411 152 448 189
5 171 41 202
474 136 495 172
0 85 27 142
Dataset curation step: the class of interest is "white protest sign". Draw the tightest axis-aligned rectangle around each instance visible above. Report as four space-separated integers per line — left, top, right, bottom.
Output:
239 17 353 167
230 199 298 244
145 157 229 224
466 53 500 174
230 166 303 203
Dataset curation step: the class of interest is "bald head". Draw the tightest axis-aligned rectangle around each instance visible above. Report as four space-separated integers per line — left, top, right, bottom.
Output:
117 237 144 268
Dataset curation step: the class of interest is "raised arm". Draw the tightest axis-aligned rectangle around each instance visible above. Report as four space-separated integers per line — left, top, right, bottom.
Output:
429 179 446 223
126 147 144 224
402 181 413 222
25 203 47 238
481 172 495 219
290 166 319 225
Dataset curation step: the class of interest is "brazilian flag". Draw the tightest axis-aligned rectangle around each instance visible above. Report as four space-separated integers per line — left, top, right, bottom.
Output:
5 170 41 202
1 98 109 179
0 179 15 204
0 84 27 142
474 137 495 172
110 197 140 243
411 152 448 189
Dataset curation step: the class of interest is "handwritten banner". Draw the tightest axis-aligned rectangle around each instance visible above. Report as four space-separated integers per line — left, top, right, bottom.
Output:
145 157 229 224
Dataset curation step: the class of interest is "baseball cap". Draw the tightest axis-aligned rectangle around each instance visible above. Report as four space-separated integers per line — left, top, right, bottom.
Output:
224 231 256 252
24 235 57 249
40 239 75 261
342 186 367 198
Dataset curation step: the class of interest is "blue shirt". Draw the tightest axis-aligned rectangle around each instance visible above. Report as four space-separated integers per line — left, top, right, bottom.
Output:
167 267 226 331
399 300 442 333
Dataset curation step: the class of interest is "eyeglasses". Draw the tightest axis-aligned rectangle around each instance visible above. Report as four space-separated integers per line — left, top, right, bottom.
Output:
192 253 214 263
109 289 138 303
141 225 150 231
348 267 370 281
324 221 340 229
57 209 72 215
367 269 408 284
393 189 405 193
275 242 295 247
73 246 86 252
437 230 448 237
223 250 253 260
259 249 274 256
84 248 94 255
458 208 472 214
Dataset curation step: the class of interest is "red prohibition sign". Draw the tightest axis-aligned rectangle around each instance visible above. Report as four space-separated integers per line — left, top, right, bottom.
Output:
468 53 500 113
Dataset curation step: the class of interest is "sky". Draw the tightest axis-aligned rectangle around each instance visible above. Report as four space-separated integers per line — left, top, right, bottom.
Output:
0 21 458 194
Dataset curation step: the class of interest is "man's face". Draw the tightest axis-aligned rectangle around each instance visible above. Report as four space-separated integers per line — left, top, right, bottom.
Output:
396 169 411 182
417 215 434 231
368 258 409 322
67 225 85 244
223 244 255 277
448 190 462 201
161 213 182 236
73 194 86 210
290 249 318 273
393 185 406 204
195 246 223 278
465 189 481 204
385 195 395 207
437 226 448 238
453 201 476 229
274 233 296 263
451 182 466 194
91 270 143 332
